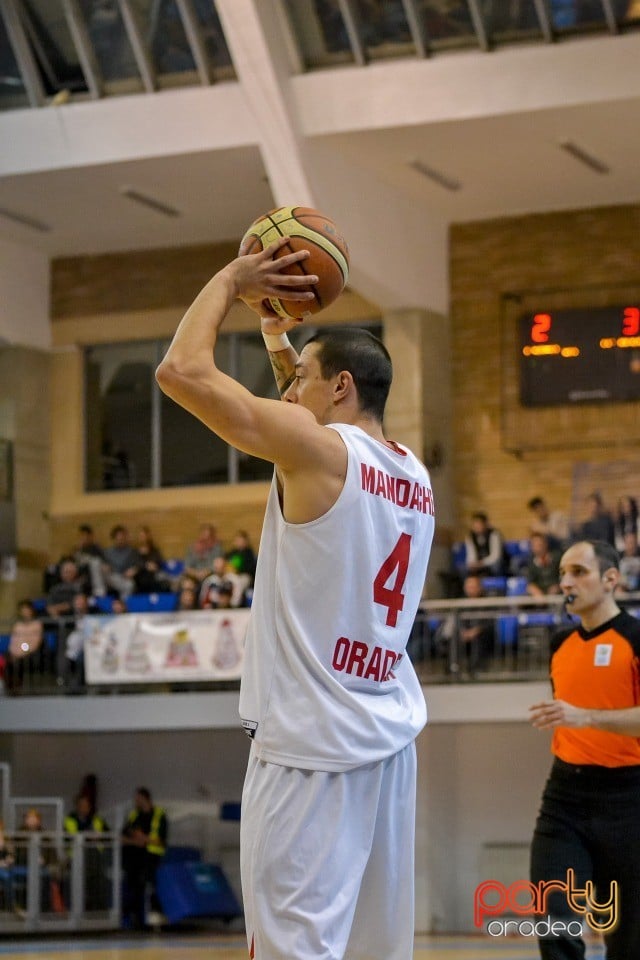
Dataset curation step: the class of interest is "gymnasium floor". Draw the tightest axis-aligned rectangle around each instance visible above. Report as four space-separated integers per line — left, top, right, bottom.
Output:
0 932 605 960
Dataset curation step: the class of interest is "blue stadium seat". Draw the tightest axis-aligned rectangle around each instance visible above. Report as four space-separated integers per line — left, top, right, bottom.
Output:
93 596 114 614
517 612 560 628
162 559 185 577
480 576 507 596
126 592 179 613
0 633 10 655
504 539 531 573
452 541 466 574
497 615 519 648
506 576 528 596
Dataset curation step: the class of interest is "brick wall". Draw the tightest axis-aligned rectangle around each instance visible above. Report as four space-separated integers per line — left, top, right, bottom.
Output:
450 204 640 541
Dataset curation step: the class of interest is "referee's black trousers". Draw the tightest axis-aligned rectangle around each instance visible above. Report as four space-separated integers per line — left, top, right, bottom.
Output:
530 758 640 960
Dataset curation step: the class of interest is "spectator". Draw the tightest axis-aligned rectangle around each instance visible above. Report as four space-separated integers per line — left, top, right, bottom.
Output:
527 495 569 550
614 495 640 553
121 788 167 930
103 525 137 598
178 581 199 611
225 530 257 582
200 557 249 608
618 531 640 592
183 523 224 584
73 524 107 597
46 557 83 617
131 526 171 594
578 492 615 546
435 575 494 676
63 593 93 690
4 600 44 694
463 512 505 576
526 533 562 597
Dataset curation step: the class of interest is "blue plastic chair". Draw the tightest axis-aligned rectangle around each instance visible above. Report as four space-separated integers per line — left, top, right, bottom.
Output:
126 592 179 613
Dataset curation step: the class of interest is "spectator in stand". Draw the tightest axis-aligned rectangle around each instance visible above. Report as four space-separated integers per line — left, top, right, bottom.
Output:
183 523 223 584
225 530 257 582
46 557 83 617
578 492 615 546
121 787 167 930
131 526 171 594
104 525 137 598
527 496 569 550
73 524 107 597
435 575 494 676
463 512 505 577
614 495 640 553
526 533 562 597
63 593 94 690
4 600 44 694
178 580 199 611
618 531 640 593
200 556 249 608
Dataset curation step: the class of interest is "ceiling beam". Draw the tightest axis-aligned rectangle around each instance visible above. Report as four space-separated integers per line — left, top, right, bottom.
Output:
0 0 45 107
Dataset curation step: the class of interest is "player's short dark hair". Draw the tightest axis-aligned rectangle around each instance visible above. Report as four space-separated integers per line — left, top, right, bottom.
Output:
588 539 620 573
136 787 151 801
527 496 544 510
305 328 392 422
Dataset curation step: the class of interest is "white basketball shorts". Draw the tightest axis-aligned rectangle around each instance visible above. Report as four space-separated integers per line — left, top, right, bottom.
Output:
240 741 417 960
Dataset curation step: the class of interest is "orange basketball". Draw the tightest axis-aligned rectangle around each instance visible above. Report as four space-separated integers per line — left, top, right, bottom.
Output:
238 205 350 320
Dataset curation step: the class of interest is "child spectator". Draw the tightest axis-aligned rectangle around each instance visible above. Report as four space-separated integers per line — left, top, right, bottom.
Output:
131 526 171 594
526 533 562 597
4 600 44 693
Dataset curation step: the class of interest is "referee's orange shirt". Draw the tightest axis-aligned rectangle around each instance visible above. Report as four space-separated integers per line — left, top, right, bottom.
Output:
550 610 640 767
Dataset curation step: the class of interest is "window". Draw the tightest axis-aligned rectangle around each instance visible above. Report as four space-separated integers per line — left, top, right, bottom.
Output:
85 324 383 492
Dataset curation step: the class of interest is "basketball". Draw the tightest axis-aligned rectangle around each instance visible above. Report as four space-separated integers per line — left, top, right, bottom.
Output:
238 205 350 320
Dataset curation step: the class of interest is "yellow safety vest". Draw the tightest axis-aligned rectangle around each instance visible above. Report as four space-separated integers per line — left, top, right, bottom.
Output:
64 813 107 833
126 806 166 856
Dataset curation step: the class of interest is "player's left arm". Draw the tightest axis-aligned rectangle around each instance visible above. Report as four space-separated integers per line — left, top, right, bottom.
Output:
529 699 640 736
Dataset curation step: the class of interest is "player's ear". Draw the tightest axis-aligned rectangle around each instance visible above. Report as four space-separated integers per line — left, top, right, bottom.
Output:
603 567 619 588
333 370 352 402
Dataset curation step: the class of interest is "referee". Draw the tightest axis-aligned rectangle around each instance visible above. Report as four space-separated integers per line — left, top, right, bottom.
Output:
529 539 640 959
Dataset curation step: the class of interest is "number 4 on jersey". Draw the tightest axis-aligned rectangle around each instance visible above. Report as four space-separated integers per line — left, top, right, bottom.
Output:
373 533 411 627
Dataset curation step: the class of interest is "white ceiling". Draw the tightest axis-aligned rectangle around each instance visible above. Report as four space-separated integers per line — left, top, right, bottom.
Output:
1 96 638 260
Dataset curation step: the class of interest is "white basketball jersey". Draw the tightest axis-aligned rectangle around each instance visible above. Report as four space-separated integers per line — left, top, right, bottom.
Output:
239 423 435 771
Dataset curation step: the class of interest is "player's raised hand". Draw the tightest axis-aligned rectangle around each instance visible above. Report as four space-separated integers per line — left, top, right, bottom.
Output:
231 238 317 319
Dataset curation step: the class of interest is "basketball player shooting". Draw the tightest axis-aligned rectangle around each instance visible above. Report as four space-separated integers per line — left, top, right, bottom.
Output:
156 236 435 960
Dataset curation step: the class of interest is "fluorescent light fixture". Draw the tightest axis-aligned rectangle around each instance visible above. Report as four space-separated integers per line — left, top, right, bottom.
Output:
559 141 610 175
409 159 461 192
120 187 180 217
0 206 50 232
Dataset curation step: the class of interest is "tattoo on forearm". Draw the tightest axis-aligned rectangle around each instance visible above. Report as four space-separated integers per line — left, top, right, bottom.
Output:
268 352 296 397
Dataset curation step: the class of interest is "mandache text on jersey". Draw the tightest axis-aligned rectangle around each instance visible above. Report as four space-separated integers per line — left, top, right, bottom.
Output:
360 462 434 516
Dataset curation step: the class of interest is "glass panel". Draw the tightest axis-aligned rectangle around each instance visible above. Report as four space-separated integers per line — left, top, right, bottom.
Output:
548 0 607 29
22 0 88 94
79 0 140 83
284 0 355 67
353 0 415 57
159 337 231 486
415 0 479 48
484 0 543 41
0 13 29 110
85 342 155 491
194 0 234 72
130 0 196 75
